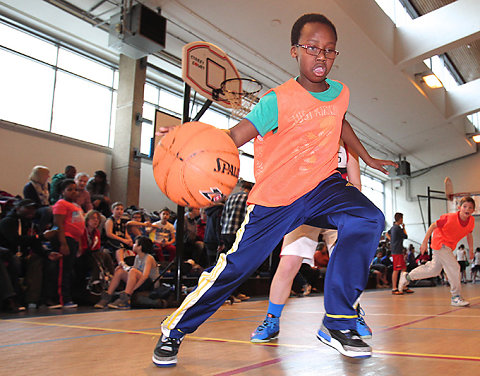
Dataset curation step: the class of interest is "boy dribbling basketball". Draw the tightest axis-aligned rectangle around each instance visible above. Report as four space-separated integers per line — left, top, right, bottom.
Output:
153 13 396 366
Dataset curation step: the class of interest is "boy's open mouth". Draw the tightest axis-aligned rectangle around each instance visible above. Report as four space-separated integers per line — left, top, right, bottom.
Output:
313 65 326 76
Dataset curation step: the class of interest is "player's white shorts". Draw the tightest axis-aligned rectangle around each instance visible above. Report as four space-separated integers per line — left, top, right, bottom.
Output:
281 225 338 266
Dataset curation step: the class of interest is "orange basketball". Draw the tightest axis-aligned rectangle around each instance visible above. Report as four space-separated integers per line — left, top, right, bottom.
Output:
152 121 240 208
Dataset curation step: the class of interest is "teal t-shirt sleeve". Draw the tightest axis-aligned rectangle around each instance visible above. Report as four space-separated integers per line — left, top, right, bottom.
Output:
244 78 344 136
245 91 278 137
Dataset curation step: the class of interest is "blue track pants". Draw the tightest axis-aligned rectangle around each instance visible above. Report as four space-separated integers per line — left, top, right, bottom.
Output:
162 173 384 337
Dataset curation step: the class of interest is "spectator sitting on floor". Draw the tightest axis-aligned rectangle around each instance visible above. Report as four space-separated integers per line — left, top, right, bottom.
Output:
94 236 159 310
79 210 114 296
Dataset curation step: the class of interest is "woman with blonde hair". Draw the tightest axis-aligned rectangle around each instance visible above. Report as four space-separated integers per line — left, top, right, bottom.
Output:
23 165 52 231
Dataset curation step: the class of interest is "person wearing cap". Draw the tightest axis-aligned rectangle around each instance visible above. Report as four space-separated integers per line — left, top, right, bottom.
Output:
0 199 61 312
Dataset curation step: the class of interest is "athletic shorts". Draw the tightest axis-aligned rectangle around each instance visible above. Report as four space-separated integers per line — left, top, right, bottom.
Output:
281 225 319 266
392 254 406 271
280 225 339 266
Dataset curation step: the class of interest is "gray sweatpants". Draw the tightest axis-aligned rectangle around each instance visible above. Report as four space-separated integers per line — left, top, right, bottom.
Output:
409 245 461 296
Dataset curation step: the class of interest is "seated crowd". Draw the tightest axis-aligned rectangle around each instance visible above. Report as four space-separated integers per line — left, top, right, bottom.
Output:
1 164 407 314
1 165 252 313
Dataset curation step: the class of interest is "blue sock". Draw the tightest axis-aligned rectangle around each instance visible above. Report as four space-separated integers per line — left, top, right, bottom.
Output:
267 301 285 318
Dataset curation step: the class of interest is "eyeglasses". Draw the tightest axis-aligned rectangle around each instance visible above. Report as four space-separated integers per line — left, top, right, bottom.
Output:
295 44 339 59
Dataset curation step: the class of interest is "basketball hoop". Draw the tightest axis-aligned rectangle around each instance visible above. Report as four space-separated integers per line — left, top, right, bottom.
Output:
215 78 262 120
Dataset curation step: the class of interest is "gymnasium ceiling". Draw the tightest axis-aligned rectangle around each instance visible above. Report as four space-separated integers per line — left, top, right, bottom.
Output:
1 0 479 177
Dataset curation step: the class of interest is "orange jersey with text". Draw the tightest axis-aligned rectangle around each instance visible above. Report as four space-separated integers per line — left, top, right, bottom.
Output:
248 78 349 207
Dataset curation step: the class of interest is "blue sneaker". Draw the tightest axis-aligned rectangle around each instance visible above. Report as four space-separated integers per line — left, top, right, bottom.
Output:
355 305 372 339
250 314 280 343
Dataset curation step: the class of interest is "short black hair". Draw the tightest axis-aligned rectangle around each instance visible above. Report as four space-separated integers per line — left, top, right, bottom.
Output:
291 13 337 45
394 212 403 222
65 165 76 173
135 236 153 254
60 178 76 192
94 170 107 179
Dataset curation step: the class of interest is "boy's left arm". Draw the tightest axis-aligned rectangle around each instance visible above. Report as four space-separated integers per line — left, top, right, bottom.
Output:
467 232 474 259
341 118 397 175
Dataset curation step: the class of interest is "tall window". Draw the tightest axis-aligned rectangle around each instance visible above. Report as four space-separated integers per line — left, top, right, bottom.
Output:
362 174 385 212
0 20 117 147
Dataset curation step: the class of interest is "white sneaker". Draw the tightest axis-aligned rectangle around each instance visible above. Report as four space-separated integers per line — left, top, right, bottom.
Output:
451 295 469 307
398 271 409 293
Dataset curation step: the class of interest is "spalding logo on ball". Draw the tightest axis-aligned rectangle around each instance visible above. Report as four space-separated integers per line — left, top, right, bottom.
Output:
152 121 240 208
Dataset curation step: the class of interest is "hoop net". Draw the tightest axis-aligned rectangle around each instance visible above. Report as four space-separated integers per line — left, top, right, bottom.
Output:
221 78 262 121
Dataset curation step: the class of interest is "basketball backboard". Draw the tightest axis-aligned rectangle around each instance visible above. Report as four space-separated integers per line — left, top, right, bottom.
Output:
182 41 240 108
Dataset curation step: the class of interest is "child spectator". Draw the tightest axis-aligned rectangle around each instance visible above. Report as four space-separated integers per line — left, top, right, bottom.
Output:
386 213 412 295
151 208 176 262
399 196 475 306
406 244 417 272
127 211 151 239
94 236 159 309
203 201 225 267
456 244 468 283
471 247 480 283
103 202 134 266
175 207 204 265
51 179 85 308
80 210 114 294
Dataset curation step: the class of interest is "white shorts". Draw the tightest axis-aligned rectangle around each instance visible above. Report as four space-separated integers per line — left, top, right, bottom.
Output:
281 225 338 266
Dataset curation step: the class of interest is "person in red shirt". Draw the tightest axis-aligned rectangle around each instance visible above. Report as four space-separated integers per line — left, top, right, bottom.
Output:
399 196 475 307
51 179 85 308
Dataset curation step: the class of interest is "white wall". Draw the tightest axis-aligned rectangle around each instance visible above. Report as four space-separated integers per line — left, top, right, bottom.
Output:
1 120 111 195
385 151 480 252
0 120 177 213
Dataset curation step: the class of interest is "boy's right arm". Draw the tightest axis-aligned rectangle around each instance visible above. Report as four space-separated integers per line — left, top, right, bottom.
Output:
225 119 259 147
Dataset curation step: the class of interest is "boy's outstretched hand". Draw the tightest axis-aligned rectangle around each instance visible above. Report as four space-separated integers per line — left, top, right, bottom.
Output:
366 158 398 175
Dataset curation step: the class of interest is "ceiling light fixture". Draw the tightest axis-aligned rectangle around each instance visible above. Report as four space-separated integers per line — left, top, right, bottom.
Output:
472 134 480 143
422 74 443 89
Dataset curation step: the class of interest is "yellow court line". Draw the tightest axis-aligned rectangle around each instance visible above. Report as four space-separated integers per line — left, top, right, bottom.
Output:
5 318 480 361
5 319 480 361
2 319 160 337
375 350 480 361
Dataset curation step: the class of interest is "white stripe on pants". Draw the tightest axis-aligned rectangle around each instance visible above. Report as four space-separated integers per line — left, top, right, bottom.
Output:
409 245 461 296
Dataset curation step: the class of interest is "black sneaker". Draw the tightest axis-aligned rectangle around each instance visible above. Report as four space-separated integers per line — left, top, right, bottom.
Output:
317 324 371 358
152 333 184 367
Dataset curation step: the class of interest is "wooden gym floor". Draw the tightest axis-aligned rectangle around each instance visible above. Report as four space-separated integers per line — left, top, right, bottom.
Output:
1 284 480 375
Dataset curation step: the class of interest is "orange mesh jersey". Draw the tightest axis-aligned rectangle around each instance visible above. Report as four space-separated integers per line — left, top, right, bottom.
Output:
248 78 349 207
431 212 475 251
